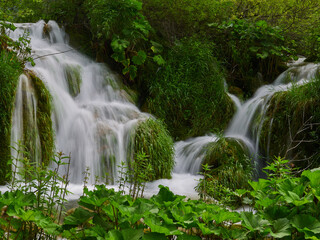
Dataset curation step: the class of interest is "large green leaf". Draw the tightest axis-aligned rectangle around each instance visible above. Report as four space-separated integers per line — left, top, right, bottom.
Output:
142 232 167 240
132 50 147 65
292 214 320 235
111 38 130 52
122 228 144 240
270 218 291 238
240 212 270 232
63 207 93 226
302 169 320 188
177 234 201 240
106 230 124 240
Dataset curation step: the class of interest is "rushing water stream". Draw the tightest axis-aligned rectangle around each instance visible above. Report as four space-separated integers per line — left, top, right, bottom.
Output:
5 21 320 199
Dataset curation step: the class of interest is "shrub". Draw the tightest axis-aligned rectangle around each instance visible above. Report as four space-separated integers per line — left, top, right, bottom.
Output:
132 118 174 180
146 38 234 140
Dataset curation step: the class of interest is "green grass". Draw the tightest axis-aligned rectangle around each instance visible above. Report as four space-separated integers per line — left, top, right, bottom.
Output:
0 51 23 184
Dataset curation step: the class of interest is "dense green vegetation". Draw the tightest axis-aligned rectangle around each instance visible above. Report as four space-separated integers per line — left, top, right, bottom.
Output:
0 50 23 184
197 138 252 204
132 118 174 180
0 22 25 184
2 155 320 239
2 0 320 139
1 1 320 239
260 74 320 170
145 39 234 139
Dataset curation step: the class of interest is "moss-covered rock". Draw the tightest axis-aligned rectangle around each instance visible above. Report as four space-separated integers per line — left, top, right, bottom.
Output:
64 64 82 97
259 77 320 169
203 137 253 191
0 51 23 184
131 118 174 180
27 71 54 166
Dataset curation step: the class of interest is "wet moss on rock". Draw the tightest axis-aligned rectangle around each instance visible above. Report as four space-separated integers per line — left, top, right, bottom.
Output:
27 70 54 166
64 64 82 97
132 118 174 180
203 137 253 191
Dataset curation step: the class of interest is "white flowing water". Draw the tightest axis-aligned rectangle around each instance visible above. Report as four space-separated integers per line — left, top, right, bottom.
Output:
11 74 41 169
10 21 148 185
7 21 320 199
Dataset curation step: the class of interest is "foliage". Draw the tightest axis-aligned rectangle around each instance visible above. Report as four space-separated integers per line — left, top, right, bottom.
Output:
1 147 70 239
212 18 294 94
84 0 164 81
61 184 243 240
0 49 23 184
240 156 320 239
142 0 234 43
0 22 34 66
146 39 234 140
196 138 253 204
132 118 174 180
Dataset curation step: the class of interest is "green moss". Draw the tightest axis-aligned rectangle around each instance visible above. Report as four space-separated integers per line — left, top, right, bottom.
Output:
64 64 82 97
260 77 320 169
0 51 23 184
203 137 253 191
145 39 235 140
27 71 54 166
132 118 174 180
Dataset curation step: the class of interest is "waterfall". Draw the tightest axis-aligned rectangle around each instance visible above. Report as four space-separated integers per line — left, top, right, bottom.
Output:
7 20 320 198
11 74 41 169
10 21 148 184
174 59 320 177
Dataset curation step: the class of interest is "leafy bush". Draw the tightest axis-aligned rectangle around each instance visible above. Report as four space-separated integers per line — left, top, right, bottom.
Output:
132 118 174 180
213 19 293 94
0 149 70 239
84 0 164 81
146 39 234 140
142 0 234 43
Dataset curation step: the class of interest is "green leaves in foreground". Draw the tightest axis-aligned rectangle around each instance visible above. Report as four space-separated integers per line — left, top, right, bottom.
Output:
61 185 244 239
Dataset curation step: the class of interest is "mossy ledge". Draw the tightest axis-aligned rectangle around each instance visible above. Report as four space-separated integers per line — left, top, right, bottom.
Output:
259 77 320 169
26 70 55 166
131 118 174 180
0 51 23 184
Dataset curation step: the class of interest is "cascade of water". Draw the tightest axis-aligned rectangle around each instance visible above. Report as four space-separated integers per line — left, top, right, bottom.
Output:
10 21 148 184
225 60 320 171
174 135 218 174
11 74 41 168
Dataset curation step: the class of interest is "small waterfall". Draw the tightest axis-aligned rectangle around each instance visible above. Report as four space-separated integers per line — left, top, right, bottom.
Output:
11 74 41 168
225 60 320 171
174 60 320 177
10 21 148 184
174 135 218 174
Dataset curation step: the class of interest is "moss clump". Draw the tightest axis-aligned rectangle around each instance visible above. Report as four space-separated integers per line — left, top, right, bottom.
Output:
203 137 252 191
260 77 320 169
27 71 54 166
145 39 235 140
64 64 82 97
132 118 174 180
0 51 23 184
